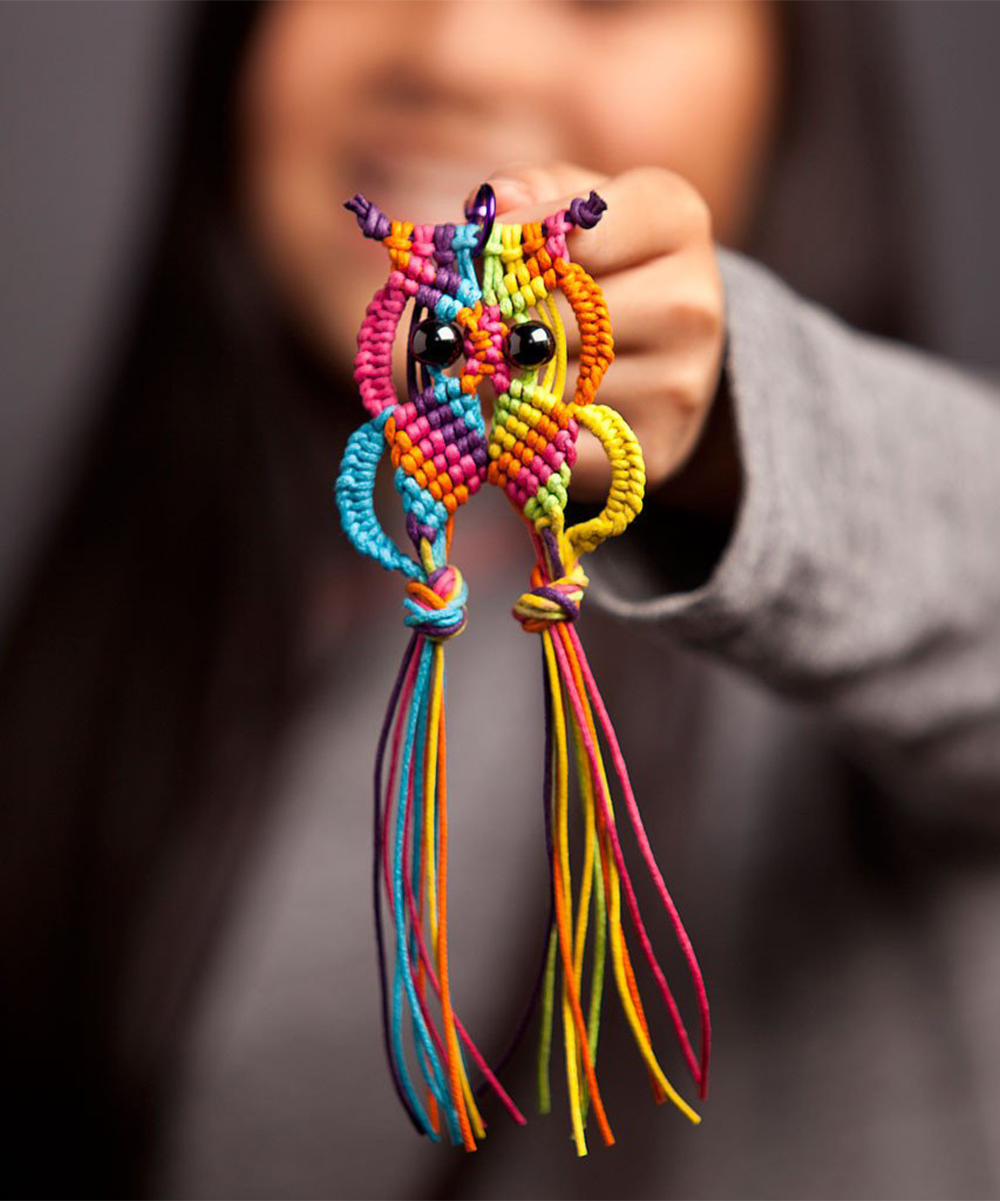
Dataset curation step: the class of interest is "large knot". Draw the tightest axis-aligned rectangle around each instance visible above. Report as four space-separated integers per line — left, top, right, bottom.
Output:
513 563 589 633
404 566 468 641
567 190 607 230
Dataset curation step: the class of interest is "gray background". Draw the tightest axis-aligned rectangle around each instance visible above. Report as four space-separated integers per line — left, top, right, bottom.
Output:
2 0 1000 612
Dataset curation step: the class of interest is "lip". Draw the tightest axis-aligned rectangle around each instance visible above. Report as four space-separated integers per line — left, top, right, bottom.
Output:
345 149 498 224
342 113 548 212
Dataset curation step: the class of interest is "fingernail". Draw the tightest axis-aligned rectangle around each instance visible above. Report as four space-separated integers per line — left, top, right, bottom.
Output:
488 176 535 211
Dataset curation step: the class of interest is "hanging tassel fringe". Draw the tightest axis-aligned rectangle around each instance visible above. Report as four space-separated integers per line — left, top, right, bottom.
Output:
341 186 711 1156
373 611 528 1149
514 528 711 1157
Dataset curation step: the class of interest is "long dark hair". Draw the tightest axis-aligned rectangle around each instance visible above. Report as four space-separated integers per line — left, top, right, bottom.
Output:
0 5 354 1195
0 3 926 1197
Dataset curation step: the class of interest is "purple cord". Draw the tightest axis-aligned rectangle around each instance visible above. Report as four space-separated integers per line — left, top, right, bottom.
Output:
373 633 422 1132
344 193 392 240
567 190 607 230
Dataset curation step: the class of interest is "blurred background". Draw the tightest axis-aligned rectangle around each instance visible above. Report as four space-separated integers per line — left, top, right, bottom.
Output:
4 3 1000 1199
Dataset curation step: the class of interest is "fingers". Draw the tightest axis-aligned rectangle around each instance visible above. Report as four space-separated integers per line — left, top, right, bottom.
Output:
559 246 723 357
566 350 708 485
481 163 713 276
484 161 608 216
471 161 725 505
480 162 720 358
569 383 705 504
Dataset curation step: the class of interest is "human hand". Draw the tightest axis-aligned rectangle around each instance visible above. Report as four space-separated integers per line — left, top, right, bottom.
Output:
481 162 731 512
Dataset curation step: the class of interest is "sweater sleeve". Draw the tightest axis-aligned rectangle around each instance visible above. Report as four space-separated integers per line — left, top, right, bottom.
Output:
588 248 1000 820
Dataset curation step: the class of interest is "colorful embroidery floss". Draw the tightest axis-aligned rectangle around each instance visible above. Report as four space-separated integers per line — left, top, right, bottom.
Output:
336 185 710 1157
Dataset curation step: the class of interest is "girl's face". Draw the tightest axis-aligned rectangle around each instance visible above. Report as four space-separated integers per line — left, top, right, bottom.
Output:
238 0 780 368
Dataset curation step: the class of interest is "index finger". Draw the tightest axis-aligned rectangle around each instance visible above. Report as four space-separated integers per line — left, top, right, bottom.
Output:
485 164 711 275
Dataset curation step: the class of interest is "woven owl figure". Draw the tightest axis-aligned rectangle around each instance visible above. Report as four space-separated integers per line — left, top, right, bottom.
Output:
334 187 710 1158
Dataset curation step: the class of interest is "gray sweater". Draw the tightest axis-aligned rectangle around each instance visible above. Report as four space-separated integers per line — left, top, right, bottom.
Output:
161 252 1000 1201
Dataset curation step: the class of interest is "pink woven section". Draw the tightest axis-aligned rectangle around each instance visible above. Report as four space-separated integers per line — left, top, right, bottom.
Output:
544 208 572 261
355 280 408 416
461 302 511 397
353 224 453 417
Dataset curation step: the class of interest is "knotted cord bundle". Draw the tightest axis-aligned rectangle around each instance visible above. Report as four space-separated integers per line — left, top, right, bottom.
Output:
336 186 710 1156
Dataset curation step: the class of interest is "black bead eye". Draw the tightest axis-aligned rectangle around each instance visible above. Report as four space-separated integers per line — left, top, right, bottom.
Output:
410 318 464 368
506 321 556 369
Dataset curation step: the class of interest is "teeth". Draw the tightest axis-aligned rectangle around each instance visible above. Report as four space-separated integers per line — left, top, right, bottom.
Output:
353 153 500 222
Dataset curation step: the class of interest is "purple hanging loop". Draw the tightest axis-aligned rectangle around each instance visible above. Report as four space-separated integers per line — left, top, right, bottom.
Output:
464 183 496 258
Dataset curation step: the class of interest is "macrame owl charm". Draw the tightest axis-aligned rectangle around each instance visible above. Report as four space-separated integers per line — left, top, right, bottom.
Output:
336 184 710 1156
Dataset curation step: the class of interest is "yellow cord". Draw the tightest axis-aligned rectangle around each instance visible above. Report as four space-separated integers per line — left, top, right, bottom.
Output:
542 630 588 1156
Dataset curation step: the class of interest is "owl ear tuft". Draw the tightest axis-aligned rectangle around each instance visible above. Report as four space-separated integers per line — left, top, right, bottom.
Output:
566 191 607 230
344 194 392 241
